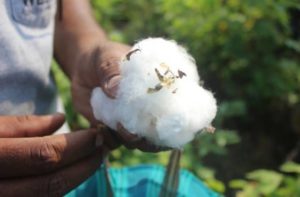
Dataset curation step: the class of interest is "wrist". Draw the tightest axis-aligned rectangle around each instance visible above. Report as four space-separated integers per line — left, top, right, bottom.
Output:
59 34 110 80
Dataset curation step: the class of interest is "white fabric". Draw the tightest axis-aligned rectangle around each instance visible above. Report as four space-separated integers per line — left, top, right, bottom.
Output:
0 0 58 115
0 0 69 133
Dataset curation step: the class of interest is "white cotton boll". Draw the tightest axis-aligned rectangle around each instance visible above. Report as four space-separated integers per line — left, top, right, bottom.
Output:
91 37 217 148
91 87 118 130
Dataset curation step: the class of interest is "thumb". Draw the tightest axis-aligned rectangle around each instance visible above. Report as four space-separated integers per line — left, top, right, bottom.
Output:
0 113 65 138
102 75 121 99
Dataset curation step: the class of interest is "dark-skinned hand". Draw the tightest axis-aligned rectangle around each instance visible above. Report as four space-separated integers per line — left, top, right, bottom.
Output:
0 114 108 196
71 42 170 153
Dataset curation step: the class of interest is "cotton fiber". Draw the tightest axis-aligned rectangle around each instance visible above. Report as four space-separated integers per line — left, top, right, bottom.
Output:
91 38 217 148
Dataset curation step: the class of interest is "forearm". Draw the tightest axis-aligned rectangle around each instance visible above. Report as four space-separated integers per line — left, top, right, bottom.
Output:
54 0 108 78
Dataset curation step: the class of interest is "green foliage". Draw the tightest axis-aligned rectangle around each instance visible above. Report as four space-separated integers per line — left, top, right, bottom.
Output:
162 0 300 111
92 0 300 116
52 0 300 195
88 0 300 193
197 130 240 156
230 161 300 197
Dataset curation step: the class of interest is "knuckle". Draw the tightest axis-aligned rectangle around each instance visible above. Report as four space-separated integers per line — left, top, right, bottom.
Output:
30 139 62 171
16 115 33 123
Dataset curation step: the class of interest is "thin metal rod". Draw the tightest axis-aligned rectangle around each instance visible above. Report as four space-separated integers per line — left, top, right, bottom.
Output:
160 149 182 197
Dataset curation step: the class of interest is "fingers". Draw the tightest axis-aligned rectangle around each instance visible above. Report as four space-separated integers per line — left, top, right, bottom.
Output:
97 42 131 99
98 60 121 99
97 124 121 150
0 114 65 138
116 123 171 153
71 81 99 125
0 148 107 197
116 123 141 142
0 129 103 178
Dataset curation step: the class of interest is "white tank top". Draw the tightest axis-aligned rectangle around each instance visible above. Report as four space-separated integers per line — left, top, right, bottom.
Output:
0 0 58 115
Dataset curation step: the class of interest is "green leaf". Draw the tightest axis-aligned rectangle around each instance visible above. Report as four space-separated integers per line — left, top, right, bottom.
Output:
205 178 225 194
281 162 300 174
285 39 300 52
246 170 283 195
229 179 248 189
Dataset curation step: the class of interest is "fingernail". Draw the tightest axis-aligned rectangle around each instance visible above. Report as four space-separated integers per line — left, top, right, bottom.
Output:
104 75 121 98
50 113 65 122
95 133 103 147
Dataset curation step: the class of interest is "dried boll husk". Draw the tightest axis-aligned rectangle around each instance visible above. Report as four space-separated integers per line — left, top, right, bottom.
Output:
91 38 217 148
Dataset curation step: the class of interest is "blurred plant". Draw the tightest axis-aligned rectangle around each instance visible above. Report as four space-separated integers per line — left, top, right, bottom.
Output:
92 0 300 108
91 0 300 131
230 161 300 197
161 0 300 119
53 0 300 195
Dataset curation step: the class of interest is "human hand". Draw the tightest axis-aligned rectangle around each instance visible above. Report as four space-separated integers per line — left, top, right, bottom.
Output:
95 122 170 153
71 41 130 125
0 114 107 196
72 41 170 153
